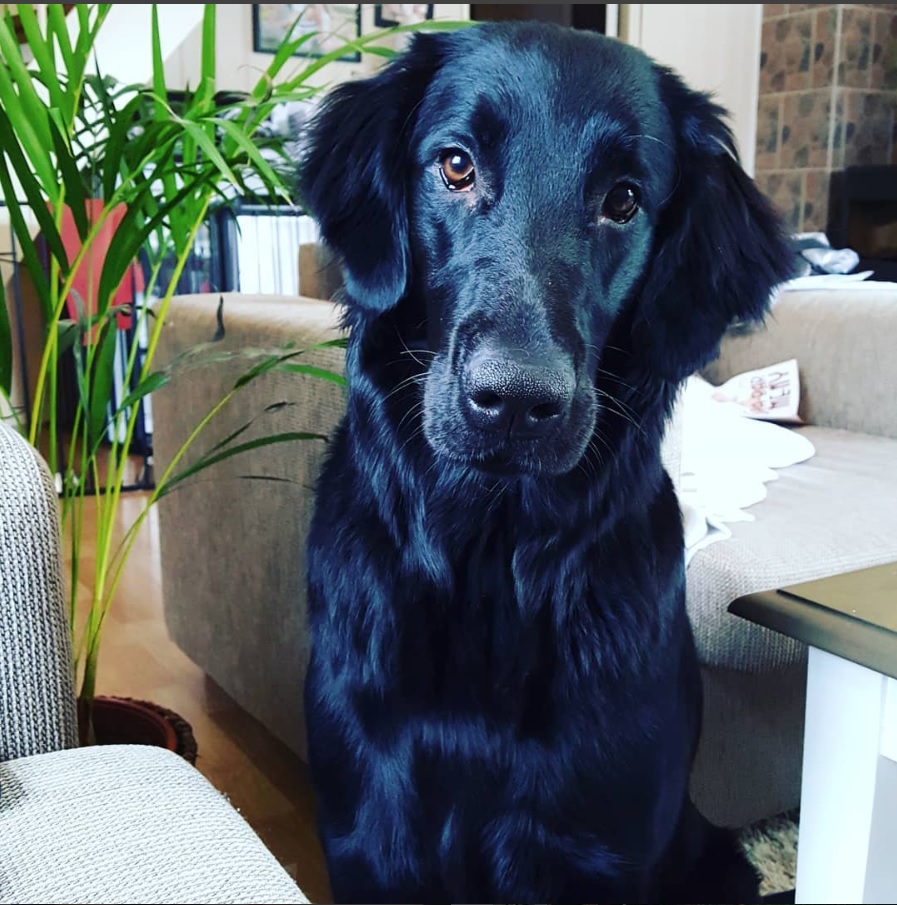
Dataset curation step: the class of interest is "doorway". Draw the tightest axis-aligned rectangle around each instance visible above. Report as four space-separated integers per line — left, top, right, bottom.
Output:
469 4 608 34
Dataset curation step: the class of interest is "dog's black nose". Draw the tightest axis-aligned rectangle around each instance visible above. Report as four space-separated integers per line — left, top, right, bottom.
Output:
463 353 574 437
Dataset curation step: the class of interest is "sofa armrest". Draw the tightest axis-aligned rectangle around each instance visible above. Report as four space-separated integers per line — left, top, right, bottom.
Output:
151 293 345 757
702 286 897 439
0 422 77 760
1 745 309 902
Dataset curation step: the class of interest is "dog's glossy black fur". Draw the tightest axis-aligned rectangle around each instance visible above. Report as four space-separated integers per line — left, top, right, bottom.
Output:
298 22 793 904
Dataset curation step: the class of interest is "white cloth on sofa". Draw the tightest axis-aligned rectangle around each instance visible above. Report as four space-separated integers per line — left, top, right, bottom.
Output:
678 376 816 564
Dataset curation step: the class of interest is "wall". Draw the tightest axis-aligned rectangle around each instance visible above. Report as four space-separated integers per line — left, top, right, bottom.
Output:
165 5 469 94
74 5 470 93
0 219 42 423
621 4 764 175
754 3 897 233
89 5 205 85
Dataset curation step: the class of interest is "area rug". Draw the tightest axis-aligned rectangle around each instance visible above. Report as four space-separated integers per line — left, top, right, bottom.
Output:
738 808 799 897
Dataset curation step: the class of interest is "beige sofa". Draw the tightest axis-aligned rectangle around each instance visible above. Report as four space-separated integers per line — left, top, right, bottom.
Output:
152 284 897 829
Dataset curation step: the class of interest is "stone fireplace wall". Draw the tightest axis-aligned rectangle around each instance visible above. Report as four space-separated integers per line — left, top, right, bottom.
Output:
755 3 897 233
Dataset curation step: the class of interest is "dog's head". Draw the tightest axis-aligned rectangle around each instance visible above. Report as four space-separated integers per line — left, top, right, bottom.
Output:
299 23 792 478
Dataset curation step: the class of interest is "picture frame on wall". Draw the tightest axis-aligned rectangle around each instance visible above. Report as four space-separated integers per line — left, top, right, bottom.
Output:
252 4 362 63
373 4 434 28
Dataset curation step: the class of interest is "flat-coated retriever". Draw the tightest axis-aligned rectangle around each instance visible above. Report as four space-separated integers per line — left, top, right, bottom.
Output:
298 21 793 905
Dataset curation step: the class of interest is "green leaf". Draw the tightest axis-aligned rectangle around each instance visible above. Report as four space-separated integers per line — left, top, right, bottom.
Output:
283 21 470 88
147 4 190 248
85 69 123 177
199 4 217 107
95 172 208 313
176 118 239 185
100 91 150 203
252 31 319 96
114 369 170 413
231 340 349 390
203 400 296 457
148 7 183 182
0 150 52 322
57 320 81 356
69 334 89 421
150 6 168 116
213 118 289 201
14 4 69 116
203 415 255 457
232 353 285 389
0 15 55 188
362 45 398 60
68 4 110 94
47 5 76 113
157 431 328 498
0 106 70 274
275 363 347 386
235 475 306 486
48 116 89 241
87 320 119 447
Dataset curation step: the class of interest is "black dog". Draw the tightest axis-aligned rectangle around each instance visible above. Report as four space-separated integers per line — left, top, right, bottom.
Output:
298 22 792 905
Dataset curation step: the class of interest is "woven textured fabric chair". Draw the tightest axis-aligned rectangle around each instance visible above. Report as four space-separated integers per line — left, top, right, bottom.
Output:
0 421 309 905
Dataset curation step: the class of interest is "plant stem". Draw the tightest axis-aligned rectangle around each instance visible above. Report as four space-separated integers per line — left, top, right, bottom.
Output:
82 199 211 697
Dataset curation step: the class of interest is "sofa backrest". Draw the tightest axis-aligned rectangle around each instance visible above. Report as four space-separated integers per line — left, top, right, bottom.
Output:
0 422 78 759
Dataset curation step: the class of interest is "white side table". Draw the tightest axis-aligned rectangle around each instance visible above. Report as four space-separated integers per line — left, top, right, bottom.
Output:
731 562 897 905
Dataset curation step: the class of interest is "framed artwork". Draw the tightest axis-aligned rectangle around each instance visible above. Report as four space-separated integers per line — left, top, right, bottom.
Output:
252 4 361 62
373 4 434 28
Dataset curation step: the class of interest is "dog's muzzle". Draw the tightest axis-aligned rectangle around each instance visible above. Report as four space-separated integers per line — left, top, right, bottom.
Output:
462 348 575 439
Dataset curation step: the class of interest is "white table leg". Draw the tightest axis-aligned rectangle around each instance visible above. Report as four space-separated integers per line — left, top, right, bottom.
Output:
796 647 897 904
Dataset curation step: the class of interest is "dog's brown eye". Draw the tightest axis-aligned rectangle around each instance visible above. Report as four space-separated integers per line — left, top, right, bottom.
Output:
602 183 640 223
439 150 475 191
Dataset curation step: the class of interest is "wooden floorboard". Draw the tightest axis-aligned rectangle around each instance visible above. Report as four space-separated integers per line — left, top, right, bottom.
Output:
70 489 333 903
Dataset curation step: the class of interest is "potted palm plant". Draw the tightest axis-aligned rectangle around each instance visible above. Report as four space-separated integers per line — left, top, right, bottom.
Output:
0 3 452 749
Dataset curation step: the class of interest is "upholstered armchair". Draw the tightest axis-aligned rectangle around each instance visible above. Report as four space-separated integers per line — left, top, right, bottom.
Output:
0 421 308 904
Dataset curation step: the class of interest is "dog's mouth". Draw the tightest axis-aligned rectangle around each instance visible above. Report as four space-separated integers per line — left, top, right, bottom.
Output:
469 444 586 478
424 428 597 478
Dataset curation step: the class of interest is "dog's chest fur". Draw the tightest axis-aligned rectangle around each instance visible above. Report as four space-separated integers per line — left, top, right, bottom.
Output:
306 451 698 894
309 433 695 758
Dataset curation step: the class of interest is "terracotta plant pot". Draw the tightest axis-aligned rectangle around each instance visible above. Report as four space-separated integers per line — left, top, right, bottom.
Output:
90 695 198 765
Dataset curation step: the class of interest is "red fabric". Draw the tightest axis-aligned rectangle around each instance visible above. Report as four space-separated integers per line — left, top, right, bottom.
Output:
57 199 145 340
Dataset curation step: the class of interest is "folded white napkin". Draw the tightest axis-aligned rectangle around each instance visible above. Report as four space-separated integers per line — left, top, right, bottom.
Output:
678 375 816 564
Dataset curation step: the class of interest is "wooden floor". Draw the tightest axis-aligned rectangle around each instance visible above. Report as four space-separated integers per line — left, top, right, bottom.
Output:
71 490 333 903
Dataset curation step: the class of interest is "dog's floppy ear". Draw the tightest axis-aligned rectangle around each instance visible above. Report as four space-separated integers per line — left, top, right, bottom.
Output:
297 36 443 311
633 67 794 380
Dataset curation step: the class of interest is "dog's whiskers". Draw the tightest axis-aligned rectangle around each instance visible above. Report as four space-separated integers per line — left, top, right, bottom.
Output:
396 400 425 433
400 347 438 362
396 408 427 452
396 331 436 369
589 429 613 466
599 343 634 358
595 388 644 434
577 439 601 482
594 380 644 412
384 373 427 403
592 364 640 394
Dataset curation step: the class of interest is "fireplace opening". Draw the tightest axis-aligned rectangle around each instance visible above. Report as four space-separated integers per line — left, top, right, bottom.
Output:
828 165 897 282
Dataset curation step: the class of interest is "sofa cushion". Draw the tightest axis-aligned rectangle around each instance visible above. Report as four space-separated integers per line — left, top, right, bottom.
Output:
0 744 309 904
687 426 897 672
